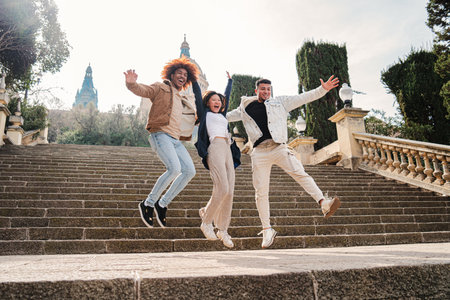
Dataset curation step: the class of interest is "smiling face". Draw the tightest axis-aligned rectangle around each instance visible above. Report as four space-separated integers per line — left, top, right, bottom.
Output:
207 94 223 113
256 83 271 102
170 68 188 90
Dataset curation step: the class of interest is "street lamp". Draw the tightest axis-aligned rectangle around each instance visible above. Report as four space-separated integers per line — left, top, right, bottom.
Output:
339 83 353 108
295 115 307 136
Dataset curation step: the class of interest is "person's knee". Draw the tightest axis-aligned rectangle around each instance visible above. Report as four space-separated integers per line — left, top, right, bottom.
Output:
166 164 182 179
182 165 196 179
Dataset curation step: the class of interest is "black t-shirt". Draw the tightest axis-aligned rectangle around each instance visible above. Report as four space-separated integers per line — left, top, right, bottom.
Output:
245 100 273 148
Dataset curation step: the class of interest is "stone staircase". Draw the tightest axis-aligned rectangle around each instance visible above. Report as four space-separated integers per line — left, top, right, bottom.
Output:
0 144 449 255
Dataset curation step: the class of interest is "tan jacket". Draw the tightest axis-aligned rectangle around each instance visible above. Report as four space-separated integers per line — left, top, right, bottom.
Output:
126 80 196 141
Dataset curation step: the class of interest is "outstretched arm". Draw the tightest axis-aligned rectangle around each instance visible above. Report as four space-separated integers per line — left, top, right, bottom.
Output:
281 75 340 112
223 71 233 114
123 69 159 99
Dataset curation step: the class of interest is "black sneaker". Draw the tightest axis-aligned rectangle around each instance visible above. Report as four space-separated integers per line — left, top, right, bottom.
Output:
154 200 167 228
138 200 154 228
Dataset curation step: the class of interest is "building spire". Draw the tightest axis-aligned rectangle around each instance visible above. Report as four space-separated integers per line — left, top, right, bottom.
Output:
180 34 190 58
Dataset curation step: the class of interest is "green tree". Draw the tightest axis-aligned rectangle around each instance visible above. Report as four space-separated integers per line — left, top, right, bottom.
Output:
381 49 449 144
364 109 402 137
295 41 349 150
7 97 48 131
0 0 70 90
426 0 449 118
228 74 261 141
58 103 101 145
55 104 149 147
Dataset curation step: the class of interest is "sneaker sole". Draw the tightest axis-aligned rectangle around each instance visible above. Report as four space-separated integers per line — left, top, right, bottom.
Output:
324 197 341 219
138 202 153 228
262 231 277 249
200 225 218 241
222 241 234 249
154 207 166 228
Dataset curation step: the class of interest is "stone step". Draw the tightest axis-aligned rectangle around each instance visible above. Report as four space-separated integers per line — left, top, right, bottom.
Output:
2 198 448 211
1 221 449 242
0 189 442 200
1 186 433 197
1 232 449 255
1 143 449 257
2 210 449 229
1 205 449 219
0 179 406 188
0 243 448 299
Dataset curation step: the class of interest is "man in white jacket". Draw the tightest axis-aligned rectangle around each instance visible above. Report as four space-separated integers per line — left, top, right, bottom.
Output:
227 76 341 248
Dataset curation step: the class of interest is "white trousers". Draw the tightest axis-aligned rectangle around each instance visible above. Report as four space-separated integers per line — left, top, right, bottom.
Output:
203 138 235 231
251 141 324 228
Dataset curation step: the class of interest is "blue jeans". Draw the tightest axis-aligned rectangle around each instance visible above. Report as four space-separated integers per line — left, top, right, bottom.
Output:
145 132 196 207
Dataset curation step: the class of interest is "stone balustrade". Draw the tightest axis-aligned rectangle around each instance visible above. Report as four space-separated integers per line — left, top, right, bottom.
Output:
354 132 450 196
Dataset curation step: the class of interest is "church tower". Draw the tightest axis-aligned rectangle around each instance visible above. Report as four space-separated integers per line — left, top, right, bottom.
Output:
73 64 98 108
179 34 209 97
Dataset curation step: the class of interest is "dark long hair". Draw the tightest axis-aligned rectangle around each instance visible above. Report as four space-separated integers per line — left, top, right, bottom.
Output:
202 91 226 113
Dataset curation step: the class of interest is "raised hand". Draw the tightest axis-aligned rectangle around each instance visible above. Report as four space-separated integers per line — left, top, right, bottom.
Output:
320 75 339 91
226 71 231 79
123 69 138 84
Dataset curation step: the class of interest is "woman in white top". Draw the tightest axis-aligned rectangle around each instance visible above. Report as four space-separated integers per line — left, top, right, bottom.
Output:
193 72 241 248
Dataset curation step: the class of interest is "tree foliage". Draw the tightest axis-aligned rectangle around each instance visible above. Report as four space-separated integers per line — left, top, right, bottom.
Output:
0 0 70 90
426 0 450 119
381 49 449 144
7 97 48 131
295 41 349 150
228 74 261 141
55 104 149 147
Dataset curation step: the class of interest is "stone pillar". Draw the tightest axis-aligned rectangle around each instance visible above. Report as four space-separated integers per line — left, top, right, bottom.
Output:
7 96 24 145
0 75 10 146
38 126 49 144
289 136 318 165
329 107 369 170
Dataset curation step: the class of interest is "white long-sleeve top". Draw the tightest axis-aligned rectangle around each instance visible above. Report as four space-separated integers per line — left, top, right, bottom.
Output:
206 112 229 143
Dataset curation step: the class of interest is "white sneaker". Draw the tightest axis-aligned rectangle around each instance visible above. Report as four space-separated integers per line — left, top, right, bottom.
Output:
321 195 341 219
258 228 277 248
217 230 234 248
200 222 218 240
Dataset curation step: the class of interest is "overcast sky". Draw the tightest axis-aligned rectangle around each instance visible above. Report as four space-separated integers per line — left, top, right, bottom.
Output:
40 0 434 117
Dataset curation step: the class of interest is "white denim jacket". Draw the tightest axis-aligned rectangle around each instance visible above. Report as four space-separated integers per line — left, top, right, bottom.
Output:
226 86 328 145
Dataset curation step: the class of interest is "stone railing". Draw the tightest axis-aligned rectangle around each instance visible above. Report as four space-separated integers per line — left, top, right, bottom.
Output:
354 132 449 196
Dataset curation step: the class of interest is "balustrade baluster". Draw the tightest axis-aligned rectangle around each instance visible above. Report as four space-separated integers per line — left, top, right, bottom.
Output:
386 146 395 172
406 150 417 178
422 152 434 184
392 147 402 174
372 142 381 168
432 155 444 185
367 142 375 167
413 150 425 181
379 144 388 170
359 140 368 163
399 149 409 176
440 156 450 188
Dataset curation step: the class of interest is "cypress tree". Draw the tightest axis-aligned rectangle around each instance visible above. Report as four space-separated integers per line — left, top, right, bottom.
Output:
228 74 261 140
294 41 350 150
381 49 449 144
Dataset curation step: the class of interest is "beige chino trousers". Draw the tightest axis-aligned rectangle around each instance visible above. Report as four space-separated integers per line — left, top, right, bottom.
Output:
203 138 235 231
251 140 324 229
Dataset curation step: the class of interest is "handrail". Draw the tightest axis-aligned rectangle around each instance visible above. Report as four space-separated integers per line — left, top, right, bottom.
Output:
353 132 449 196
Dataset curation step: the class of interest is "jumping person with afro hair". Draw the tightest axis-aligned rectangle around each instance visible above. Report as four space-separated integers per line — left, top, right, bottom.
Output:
124 56 200 228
